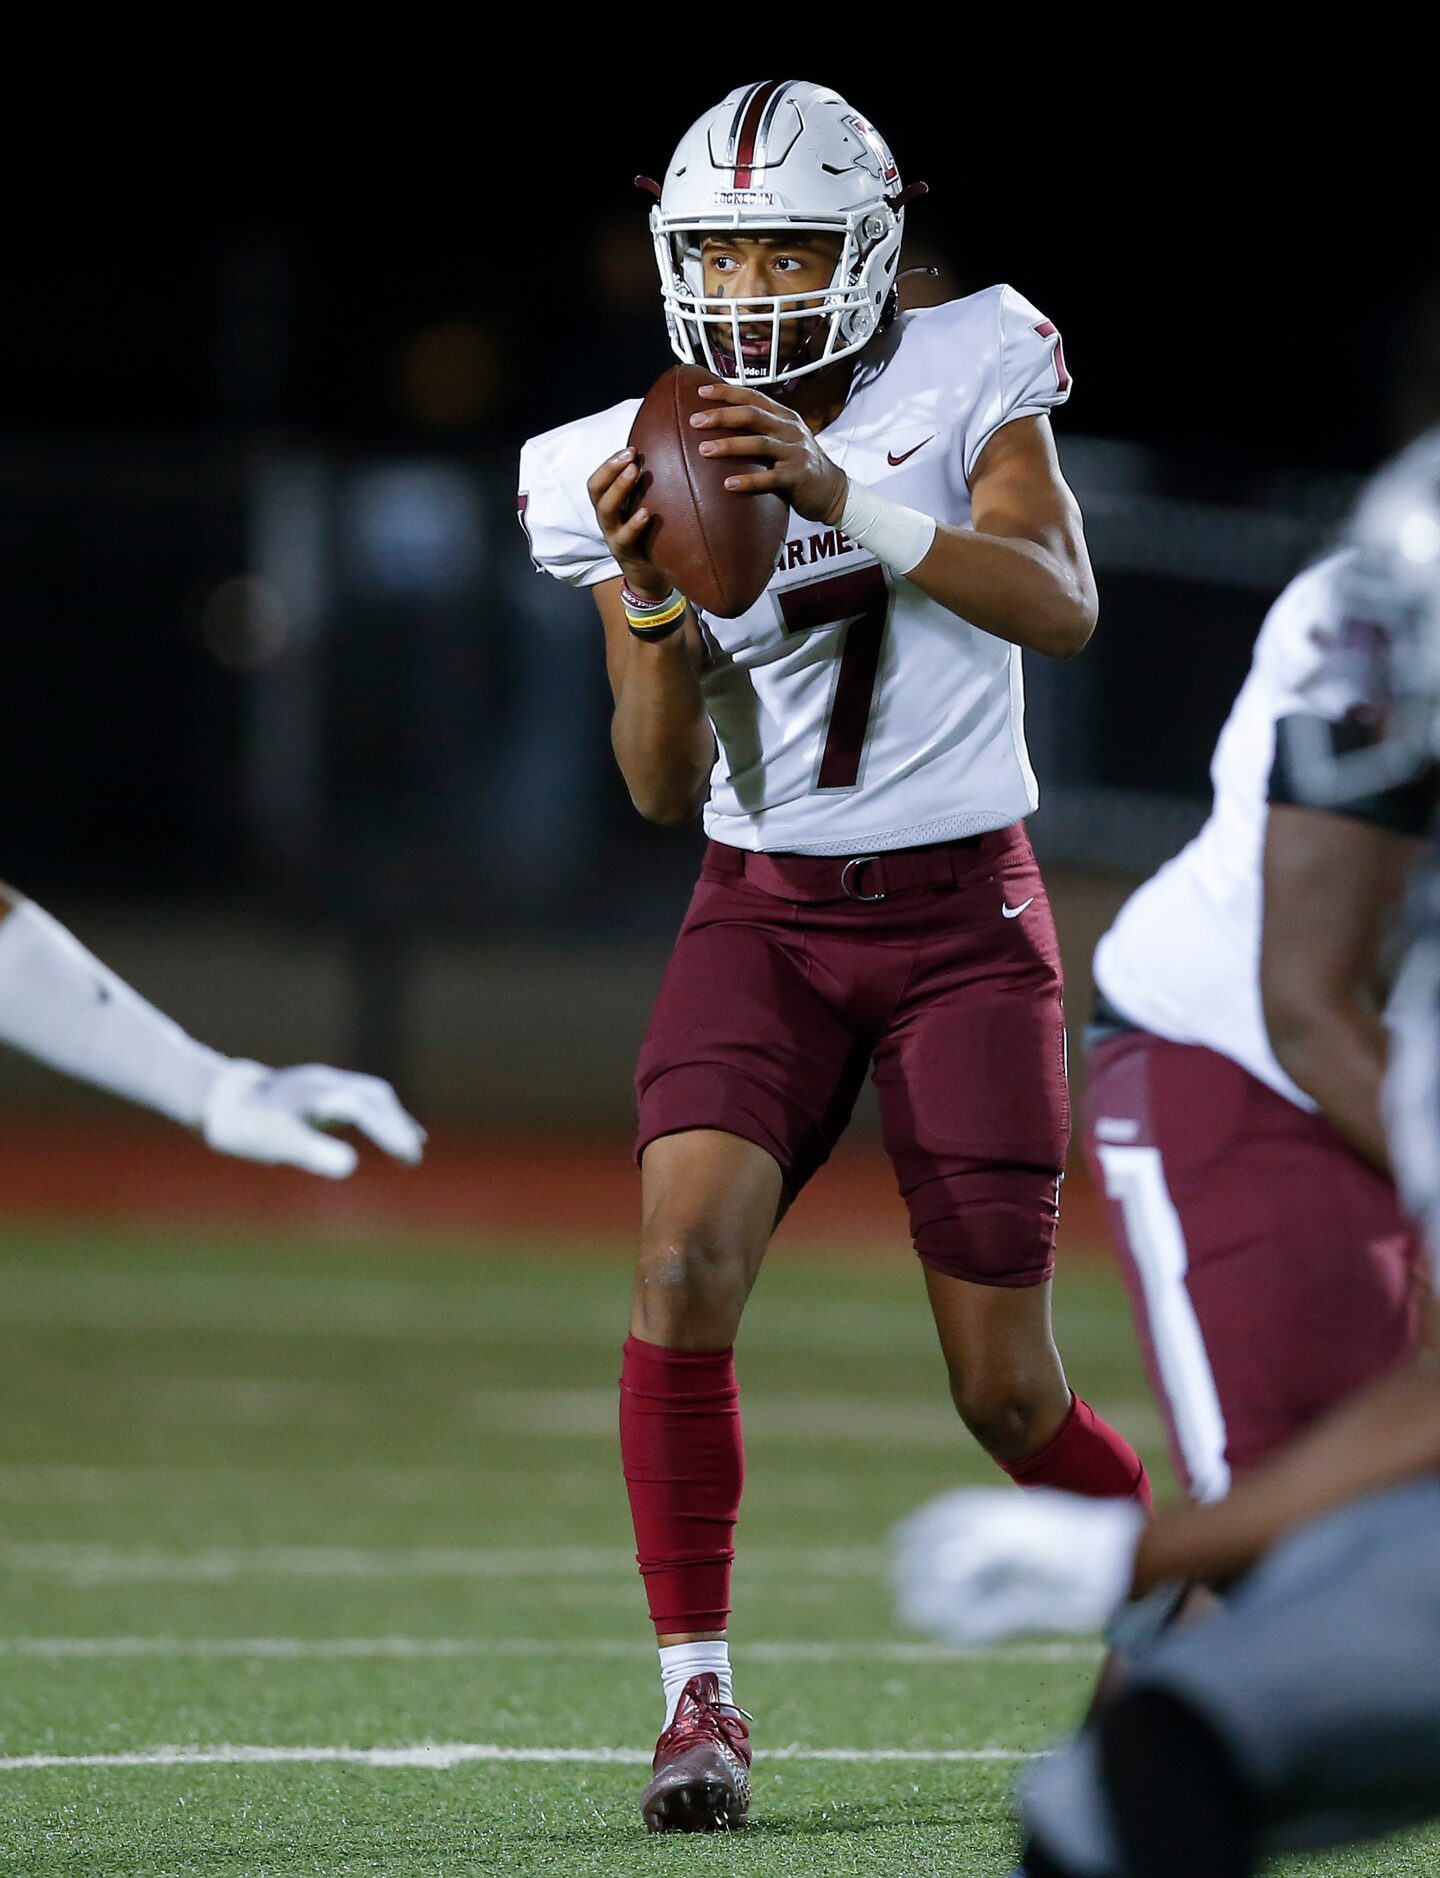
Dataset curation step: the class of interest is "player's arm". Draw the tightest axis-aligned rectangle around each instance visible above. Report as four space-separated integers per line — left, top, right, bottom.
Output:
691 387 1096 659
1261 802 1422 1173
1134 1352 1440 1592
0 882 424 1178
910 414 1097 659
587 449 715 826
893 1352 1440 1644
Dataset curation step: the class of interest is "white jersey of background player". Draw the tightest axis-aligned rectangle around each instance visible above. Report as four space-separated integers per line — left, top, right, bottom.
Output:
521 292 1071 852
0 883 423 1176
1094 551 1373 1108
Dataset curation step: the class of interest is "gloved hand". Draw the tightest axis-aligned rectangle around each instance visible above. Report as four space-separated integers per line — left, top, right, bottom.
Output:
890 1486 1146 1644
200 1060 426 1178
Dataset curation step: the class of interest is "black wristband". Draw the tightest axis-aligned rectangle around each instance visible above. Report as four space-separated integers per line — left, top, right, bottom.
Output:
628 613 688 643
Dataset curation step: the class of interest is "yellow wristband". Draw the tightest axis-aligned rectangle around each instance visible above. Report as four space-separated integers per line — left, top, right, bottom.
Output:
625 592 688 634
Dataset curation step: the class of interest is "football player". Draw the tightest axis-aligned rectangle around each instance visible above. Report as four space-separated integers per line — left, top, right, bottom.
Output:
1081 527 1429 1507
519 80 1150 1831
892 430 1440 1878
0 881 424 1176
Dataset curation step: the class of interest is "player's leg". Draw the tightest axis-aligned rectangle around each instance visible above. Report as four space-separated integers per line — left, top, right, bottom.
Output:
1085 1029 1423 1500
624 1126 782 1660
921 1265 1147 1495
875 827 1149 1499
1017 1697 1253 1878
1023 1479 1440 1874
623 1127 780 1834
626 854 867 1830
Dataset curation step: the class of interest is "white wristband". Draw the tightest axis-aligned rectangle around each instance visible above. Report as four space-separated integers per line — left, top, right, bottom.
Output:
0 898 225 1126
839 477 937 576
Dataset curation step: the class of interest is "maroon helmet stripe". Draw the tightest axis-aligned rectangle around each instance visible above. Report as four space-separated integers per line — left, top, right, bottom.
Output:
726 81 766 160
1034 321 1071 394
733 79 786 188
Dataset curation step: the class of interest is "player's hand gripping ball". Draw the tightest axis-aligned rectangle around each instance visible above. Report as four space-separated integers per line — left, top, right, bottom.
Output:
591 365 797 619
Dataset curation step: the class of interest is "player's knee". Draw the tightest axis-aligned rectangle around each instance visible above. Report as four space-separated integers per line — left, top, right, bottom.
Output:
911 1172 1059 1289
950 1367 1056 1462
632 1225 748 1342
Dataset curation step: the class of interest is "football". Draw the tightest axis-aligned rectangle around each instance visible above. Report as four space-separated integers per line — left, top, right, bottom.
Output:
627 364 789 618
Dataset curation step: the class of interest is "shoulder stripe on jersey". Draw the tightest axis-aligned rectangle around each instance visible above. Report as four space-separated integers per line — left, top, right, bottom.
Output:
1033 320 1070 394
734 79 789 188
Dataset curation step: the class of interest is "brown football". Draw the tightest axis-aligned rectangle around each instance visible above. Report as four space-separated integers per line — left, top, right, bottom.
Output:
627 363 789 618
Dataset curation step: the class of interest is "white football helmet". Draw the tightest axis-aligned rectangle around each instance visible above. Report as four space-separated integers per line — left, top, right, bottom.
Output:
641 79 922 386
1279 428 1440 807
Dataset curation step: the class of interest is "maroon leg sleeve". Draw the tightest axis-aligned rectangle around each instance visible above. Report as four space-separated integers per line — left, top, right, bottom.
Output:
619 1335 746 1634
1000 1394 1153 1510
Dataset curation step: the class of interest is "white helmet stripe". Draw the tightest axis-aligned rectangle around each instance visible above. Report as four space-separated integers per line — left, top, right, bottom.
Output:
753 78 799 174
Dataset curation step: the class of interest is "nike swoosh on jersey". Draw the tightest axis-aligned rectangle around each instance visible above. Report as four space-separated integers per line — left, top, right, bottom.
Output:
887 437 934 466
1002 897 1035 919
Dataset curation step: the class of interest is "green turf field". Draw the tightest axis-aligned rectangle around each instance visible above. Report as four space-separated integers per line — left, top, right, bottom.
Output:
0 1223 1434 1875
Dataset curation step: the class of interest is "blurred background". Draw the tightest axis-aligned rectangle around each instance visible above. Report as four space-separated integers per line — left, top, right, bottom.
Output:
3 51 1440 1871
0 56 1431 1236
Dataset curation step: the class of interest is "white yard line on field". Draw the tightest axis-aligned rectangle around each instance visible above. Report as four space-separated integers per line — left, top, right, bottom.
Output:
0 1741 1043 1773
0 1635 1101 1663
0 1542 887 1582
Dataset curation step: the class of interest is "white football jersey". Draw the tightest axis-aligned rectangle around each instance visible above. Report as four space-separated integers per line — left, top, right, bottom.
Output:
1094 553 1365 1110
518 287 1071 854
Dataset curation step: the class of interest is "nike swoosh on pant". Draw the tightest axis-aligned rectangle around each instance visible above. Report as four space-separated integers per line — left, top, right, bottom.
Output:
887 437 934 466
1002 898 1035 919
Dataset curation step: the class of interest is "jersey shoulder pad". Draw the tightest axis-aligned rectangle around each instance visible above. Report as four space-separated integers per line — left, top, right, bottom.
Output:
1258 550 1362 721
518 400 641 588
901 285 1071 481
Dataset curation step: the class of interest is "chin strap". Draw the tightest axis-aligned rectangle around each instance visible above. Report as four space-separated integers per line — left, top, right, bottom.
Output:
634 175 663 200
887 180 929 212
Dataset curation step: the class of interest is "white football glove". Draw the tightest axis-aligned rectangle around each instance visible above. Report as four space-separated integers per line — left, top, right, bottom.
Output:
890 1486 1146 1644
200 1061 426 1179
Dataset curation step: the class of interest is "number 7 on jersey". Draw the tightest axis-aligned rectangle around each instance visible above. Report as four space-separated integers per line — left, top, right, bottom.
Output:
778 564 892 792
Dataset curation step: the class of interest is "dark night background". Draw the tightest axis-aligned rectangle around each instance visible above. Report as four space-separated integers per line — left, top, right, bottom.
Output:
1 53 1431 940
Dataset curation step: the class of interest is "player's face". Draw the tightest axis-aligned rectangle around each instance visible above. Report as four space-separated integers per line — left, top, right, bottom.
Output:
699 232 843 373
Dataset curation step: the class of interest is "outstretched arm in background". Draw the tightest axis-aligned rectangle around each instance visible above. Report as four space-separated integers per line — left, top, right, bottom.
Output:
0 884 425 1179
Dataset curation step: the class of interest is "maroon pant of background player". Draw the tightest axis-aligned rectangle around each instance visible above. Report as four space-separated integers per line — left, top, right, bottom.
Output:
620 825 1151 1635
1085 1028 1424 1501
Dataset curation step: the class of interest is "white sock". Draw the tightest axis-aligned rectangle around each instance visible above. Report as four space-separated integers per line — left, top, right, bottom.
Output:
659 1640 733 1725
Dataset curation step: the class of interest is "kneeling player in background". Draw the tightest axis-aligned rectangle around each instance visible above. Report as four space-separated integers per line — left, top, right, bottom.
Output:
893 430 1440 1878
1084 538 1427 1506
0 882 424 1176
520 79 1151 1832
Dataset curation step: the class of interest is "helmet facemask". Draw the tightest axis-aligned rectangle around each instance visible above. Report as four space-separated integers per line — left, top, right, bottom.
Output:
1281 435 1440 809
650 203 903 388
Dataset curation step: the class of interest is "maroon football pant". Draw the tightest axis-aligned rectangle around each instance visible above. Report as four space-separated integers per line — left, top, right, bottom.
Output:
1085 1028 1424 1499
621 827 1131 1634
635 824 1071 1286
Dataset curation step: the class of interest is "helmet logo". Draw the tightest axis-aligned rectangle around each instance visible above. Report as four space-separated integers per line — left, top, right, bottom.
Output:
841 114 899 186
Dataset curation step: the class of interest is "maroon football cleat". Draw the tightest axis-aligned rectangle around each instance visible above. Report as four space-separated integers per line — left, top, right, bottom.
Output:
640 1672 753 1832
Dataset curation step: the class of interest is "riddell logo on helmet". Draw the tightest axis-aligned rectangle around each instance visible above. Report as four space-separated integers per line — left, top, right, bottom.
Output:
709 190 780 207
